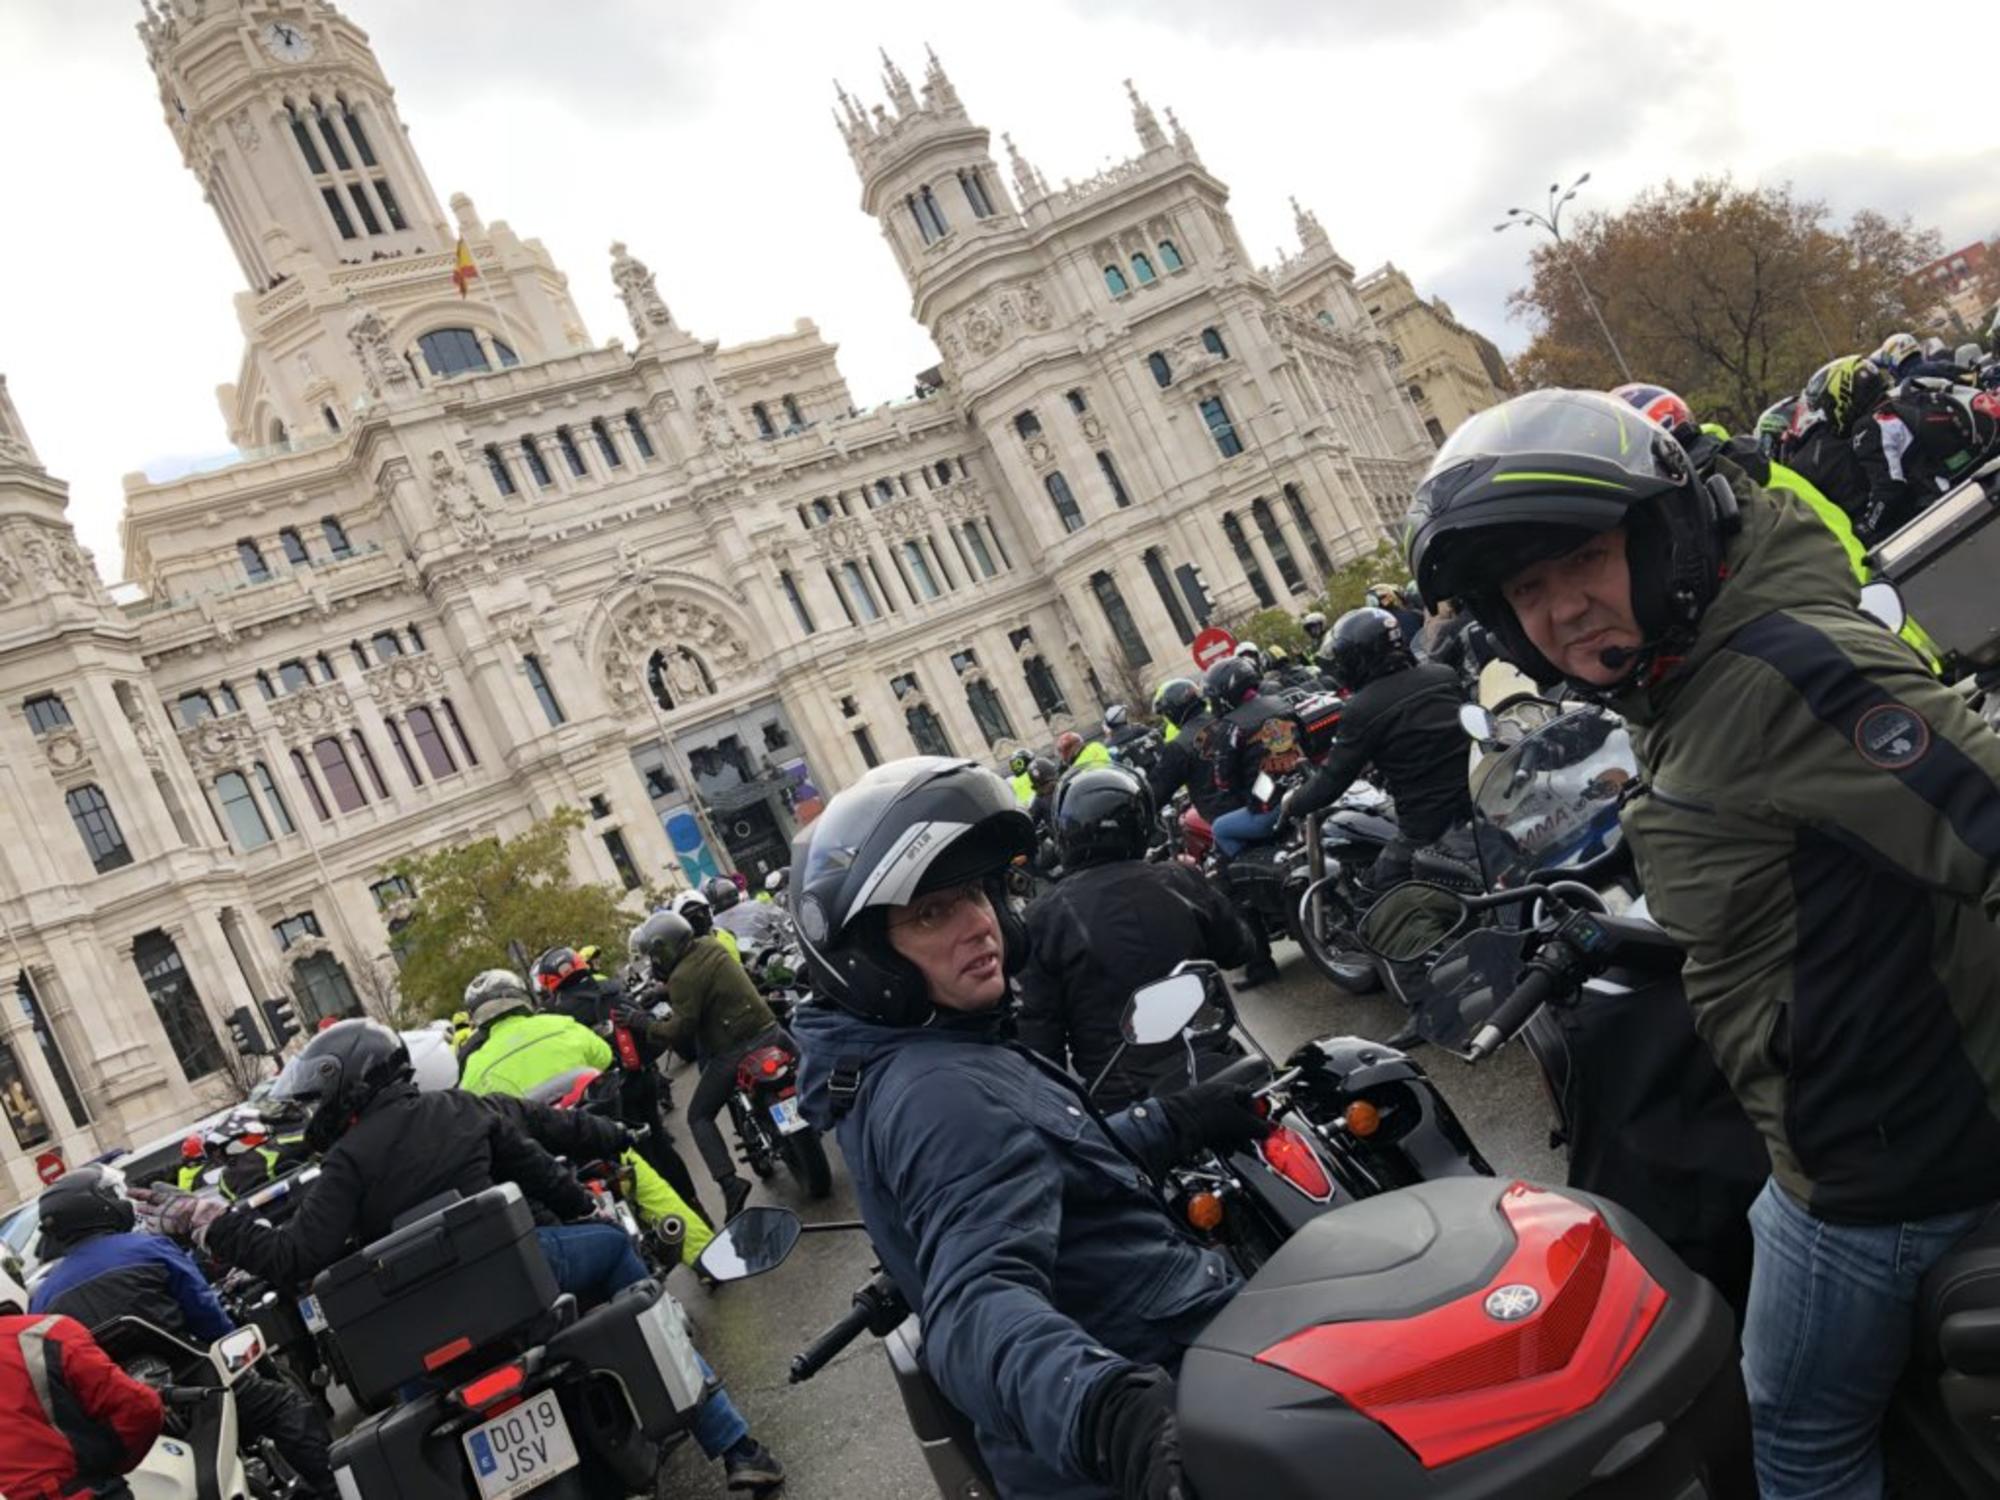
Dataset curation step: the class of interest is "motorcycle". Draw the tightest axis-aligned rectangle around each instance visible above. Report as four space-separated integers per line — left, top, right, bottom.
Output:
724 992 834 1200
698 971 1753 1500
323 1184 708 1499
93 1316 287 1499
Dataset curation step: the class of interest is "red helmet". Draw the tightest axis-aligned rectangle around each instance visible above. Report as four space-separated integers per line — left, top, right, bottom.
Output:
1610 382 1694 432
180 1134 205 1161
1055 731 1083 765
531 946 589 994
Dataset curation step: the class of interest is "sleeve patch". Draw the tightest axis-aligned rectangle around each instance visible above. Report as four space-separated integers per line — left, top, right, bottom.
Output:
1854 703 1930 769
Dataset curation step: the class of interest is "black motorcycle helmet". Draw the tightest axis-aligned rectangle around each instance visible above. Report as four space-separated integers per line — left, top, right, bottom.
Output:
1152 677 1203 727
1318 607 1412 691
1404 388 1739 696
269 1018 414 1154
36 1165 136 1260
1027 755 1060 795
789 757 1034 1026
1053 765 1156 868
703 874 742 914
1204 655 1261 710
631 908 694 980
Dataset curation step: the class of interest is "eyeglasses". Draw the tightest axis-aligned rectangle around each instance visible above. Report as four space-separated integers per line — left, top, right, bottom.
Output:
888 882 992 934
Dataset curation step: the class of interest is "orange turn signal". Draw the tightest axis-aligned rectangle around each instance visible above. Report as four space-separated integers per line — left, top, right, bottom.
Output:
1343 1100 1381 1138
1186 1192 1225 1232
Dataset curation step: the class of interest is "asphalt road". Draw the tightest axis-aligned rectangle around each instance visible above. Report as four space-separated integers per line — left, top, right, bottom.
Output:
650 938 1565 1500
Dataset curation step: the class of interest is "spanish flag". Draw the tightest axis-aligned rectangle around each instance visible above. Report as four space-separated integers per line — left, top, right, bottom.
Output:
452 238 478 298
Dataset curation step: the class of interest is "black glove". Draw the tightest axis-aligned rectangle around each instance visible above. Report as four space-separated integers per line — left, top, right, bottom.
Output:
1086 1367 1187 1500
1158 1080 1268 1158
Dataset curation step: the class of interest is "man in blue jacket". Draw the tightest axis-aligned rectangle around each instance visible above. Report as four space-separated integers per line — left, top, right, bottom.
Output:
789 757 1268 1500
30 1165 338 1496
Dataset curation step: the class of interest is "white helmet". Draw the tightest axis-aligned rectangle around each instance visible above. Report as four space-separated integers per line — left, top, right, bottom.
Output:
670 890 710 914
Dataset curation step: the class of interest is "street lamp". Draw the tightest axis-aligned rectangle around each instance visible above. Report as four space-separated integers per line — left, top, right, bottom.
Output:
1495 171 1634 383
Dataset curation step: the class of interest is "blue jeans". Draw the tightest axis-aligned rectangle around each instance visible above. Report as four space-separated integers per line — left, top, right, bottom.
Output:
1742 1177 1990 1498
535 1226 749 1460
1211 805 1282 857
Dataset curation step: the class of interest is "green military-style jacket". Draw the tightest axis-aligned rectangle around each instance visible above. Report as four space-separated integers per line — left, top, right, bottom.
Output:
1617 468 2000 1224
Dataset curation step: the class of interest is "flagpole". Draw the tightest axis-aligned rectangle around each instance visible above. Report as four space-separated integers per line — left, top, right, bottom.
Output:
458 236 530 361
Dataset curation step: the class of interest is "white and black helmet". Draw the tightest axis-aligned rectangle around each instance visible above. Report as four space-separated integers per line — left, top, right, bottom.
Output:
464 968 533 1027
789 757 1034 1026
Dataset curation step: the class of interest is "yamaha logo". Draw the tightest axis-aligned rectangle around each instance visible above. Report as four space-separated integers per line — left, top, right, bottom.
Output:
1484 1283 1541 1321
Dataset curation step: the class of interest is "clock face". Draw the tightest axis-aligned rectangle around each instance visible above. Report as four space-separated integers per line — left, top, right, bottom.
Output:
261 20 316 62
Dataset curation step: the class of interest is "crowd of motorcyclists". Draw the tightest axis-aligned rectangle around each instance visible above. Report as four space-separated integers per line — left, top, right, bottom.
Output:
10 309 2000 1500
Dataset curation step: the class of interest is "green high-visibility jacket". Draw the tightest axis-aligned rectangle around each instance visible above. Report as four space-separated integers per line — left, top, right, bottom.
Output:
460 1012 613 1097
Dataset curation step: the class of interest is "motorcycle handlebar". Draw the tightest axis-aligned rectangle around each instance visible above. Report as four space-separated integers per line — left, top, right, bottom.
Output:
790 1272 904 1384
1467 964 1560 1061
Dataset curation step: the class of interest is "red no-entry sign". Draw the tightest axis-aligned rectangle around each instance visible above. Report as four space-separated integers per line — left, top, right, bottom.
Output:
1191 626 1237 672
34 1150 65 1185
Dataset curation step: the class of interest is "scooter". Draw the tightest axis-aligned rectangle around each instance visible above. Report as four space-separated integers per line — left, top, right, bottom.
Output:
93 1316 283 1499
699 973 1753 1499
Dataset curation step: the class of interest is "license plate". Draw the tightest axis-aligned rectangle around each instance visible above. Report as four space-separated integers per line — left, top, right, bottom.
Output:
462 1390 579 1500
297 1295 326 1334
769 1096 807 1135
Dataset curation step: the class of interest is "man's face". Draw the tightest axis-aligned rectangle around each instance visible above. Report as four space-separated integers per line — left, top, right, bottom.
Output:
885 881 1007 1012
1500 527 1642 686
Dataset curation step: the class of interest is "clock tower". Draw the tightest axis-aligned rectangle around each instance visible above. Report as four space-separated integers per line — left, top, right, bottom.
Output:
138 0 446 287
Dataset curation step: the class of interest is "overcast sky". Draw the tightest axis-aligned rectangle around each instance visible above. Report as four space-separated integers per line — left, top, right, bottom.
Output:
4 0 1997 582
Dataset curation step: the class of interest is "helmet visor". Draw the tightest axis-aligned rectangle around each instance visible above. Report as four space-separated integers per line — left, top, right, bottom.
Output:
269 1052 341 1107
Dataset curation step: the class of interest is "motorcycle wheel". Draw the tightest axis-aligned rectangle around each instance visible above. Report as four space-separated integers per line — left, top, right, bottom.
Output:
1290 879 1376 994
779 1128 834 1200
731 1095 777 1179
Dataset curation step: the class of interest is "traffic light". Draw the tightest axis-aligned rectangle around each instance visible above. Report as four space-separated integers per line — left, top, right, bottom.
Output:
227 1004 269 1057
260 997 300 1049
1175 563 1215 625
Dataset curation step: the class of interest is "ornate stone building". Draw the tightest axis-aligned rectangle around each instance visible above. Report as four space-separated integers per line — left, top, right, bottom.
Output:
1354 262 1513 454
0 0 1439 1196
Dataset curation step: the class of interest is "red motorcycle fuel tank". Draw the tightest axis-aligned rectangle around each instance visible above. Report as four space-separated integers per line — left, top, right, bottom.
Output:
1178 1178 1751 1499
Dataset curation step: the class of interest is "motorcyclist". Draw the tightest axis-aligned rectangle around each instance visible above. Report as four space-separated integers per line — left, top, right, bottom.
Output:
459 969 614 1096
1871 330 1922 380
2 1260 163 1500
1279 607 1476 888
1263 643 1318 691
789 757 1270 1500
1365 582 1425 642
1144 679 1223 821
1025 754 1062 840
707 873 788 956
1777 355 1879 530
1852 374 1986 538
1018 766 1254 1108
147 1022 786 1495
672 888 741 962
760 868 787 905
1299 609 1328 653
1007 748 1035 805
1101 704 1154 765
630 909 782 1226
175 1132 207 1191
1056 728 1112 772
1405 385 2000 1498
30 1166 337 1496
213 1105 313 1202
1204 655 1306 859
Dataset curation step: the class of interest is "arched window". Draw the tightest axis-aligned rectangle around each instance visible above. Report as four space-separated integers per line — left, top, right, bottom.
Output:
238 539 271 583
322 517 353 557
418 328 490 378
290 751 330 822
484 445 516 496
1065 388 1089 415
404 707 459 779
555 426 587 477
65 785 133 873
782 395 805 429
935 460 953 486
1045 472 1084 534
959 169 995 219
214 771 272 851
1251 497 1305 592
1407 383 1425 404
1131 254 1157 285
278 528 310 567
1202 327 1229 358
175 691 214 728
751 403 776 439
1103 264 1129 296
1147 353 1173 388
810 498 834 526
590 418 622 469
322 404 341 433
286 104 326 173
1158 240 1185 272
1090 570 1152 669
254 761 295 835
313 102 352 170
520 435 553 488
371 631 403 663
269 418 289 447
624 410 655 459
1222 512 1275 607
838 561 881 622
1013 410 1042 441
920 186 949 240
494 338 519 368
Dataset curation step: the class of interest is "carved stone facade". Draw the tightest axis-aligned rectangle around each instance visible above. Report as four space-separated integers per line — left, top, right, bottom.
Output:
0 1 1483 1195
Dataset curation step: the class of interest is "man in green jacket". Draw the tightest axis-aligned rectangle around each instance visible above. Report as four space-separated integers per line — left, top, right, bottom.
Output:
1405 388 2000 1499
629 910 782 1224
459 970 613 1097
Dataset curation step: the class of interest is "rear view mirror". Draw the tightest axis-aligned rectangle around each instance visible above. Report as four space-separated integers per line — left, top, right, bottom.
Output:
1857 581 1906 633
1459 703 1499 744
695 1206 802 1283
215 1326 265 1383
1123 971 1212 1045
1357 883 1472 963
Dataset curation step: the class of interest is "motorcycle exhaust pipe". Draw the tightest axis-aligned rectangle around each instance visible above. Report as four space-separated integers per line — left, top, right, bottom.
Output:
655 1216 686 1257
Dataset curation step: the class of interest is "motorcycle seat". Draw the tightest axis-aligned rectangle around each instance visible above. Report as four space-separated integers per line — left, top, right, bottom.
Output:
1201 1054 1274 1092
1917 1202 2000 1376
1409 845 1482 891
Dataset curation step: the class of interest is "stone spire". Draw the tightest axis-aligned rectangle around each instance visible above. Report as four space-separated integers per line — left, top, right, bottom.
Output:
922 44 960 112
1003 132 1046 207
0 374 43 472
1166 105 1199 163
880 48 919 116
608 241 674 343
1292 195 1333 256
1125 78 1166 152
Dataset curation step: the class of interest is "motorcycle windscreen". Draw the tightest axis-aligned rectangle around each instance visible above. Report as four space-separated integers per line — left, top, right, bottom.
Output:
1470 707 1636 877
1387 927 1532 1056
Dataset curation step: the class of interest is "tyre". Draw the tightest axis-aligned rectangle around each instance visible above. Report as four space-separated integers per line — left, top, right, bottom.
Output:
779 1128 834 1199
1291 877 1377 994
730 1096 776 1178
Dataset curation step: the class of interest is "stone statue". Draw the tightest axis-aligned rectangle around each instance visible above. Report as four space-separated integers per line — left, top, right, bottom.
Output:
693 388 740 451
428 448 490 544
608 241 674 342
344 292 411 400
664 648 710 703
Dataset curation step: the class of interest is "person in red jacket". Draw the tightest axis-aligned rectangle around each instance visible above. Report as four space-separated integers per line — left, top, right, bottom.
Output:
0 1264 163 1500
